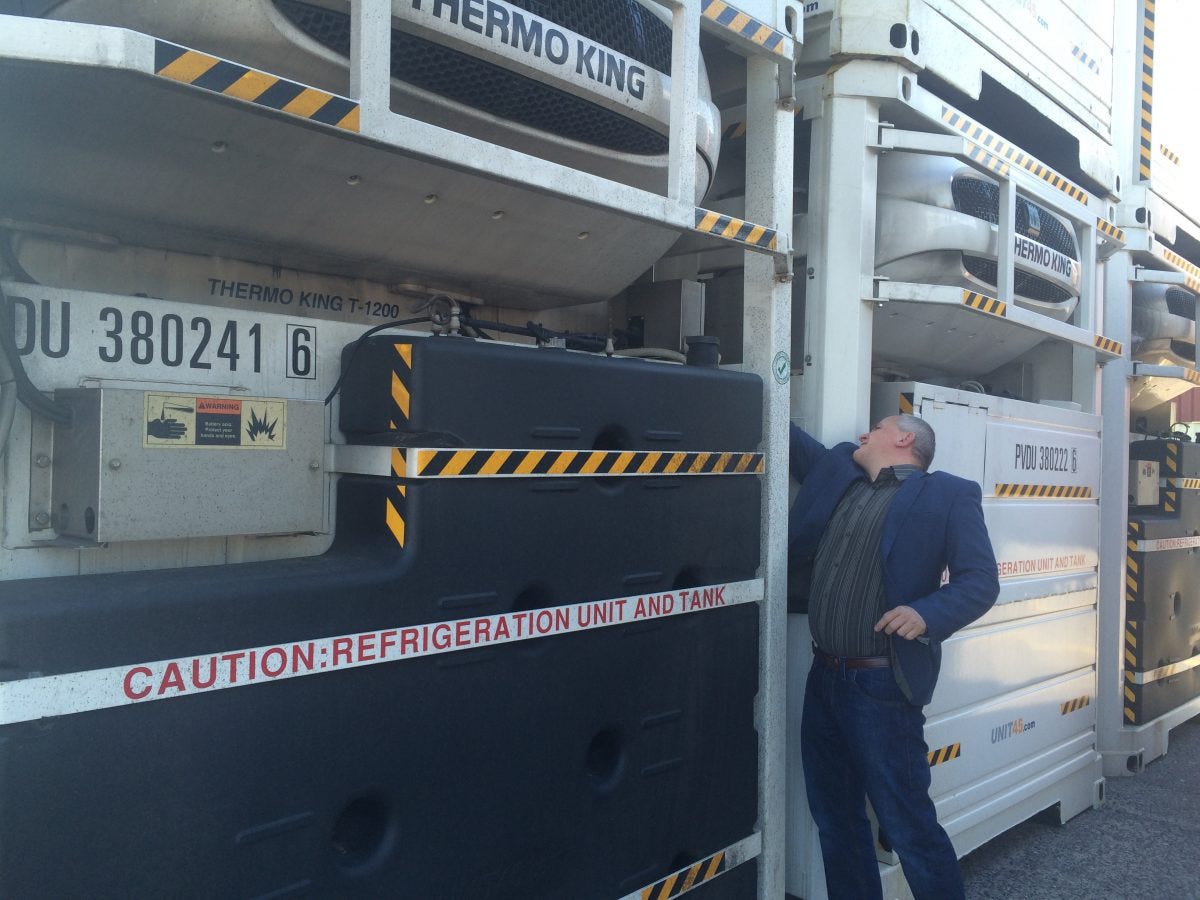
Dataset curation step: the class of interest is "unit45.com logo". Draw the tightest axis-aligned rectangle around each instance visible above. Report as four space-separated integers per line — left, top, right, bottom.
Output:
990 716 1036 744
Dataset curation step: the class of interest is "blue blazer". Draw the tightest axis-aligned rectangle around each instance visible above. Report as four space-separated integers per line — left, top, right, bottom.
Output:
788 425 999 705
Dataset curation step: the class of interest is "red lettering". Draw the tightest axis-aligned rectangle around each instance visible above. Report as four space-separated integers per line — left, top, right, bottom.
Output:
378 630 398 659
222 651 244 682
261 647 288 677
123 666 153 700
157 662 186 696
493 615 510 641
191 657 218 689
332 637 353 665
292 642 315 673
432 623 452 650
358 633 377 662
474 617 493 644
399 627 420 654
455 619 472 647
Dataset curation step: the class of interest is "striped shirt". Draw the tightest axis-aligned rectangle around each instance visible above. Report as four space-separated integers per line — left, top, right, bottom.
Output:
808 465 919 657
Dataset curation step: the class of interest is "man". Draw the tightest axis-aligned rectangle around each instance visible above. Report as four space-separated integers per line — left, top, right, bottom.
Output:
789 413 999 900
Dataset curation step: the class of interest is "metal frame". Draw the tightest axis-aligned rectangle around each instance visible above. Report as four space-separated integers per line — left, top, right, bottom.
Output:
788 50 1117 900
348 0 793 261
352 2 802 894
1097 0 1200 778
0 1 799 896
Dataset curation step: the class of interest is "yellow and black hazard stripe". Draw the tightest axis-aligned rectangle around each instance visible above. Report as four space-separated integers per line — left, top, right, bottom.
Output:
701 0 790 57
994 483 1092 499
898 392 915 415
154 40 360 132
1123 667 1138 723
1096 217 1125 244
385 484 406 548
1165 440 1179 476
638 849 728 900
1158 248 1200 295
1124 618 1140 674
962 290 1007 317
941 107 1090 205
1060 694 1091 715
964 143 1010 177
407 448 764 479
1139 1 1155 180
390 342 413 430
1161 483 1178 515
1166 477 1200 490
1160 143 1180 166
384 447 408 547
622 835 760 900
1094 335 1123 356
1126 520 1142 602
928 743 961 767
694 208 777 250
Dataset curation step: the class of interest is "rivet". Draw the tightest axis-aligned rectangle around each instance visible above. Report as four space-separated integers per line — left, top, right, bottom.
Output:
108 459 122 470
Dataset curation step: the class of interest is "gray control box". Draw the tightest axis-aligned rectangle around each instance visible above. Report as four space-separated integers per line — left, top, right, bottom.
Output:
51 389 326 542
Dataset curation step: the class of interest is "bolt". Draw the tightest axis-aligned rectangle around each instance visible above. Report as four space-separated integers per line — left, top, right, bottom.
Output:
35 454 51 468
34 512 50 527
108 459 122 470
309 461 320 471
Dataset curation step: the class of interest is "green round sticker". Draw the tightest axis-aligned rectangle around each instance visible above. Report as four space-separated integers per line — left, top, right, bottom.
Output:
772 351 790 384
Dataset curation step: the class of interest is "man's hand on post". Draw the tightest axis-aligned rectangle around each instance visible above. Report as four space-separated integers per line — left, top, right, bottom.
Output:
874 605 927 640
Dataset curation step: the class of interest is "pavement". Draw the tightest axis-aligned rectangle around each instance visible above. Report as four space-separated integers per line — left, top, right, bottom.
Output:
959 716 1200 899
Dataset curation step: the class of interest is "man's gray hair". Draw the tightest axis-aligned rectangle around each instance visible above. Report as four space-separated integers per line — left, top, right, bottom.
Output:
896 413 936 470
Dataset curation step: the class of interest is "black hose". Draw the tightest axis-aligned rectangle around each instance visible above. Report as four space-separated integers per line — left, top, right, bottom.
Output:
324 316 433 405
458 315 607 352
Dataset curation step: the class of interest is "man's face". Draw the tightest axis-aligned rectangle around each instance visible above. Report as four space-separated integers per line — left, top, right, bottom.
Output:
852 416 904 469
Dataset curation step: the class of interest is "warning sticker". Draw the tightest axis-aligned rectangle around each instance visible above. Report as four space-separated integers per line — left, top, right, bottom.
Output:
143 393 287 450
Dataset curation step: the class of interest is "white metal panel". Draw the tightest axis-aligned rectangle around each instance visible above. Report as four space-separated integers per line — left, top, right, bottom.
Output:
802 0 1116 187
927 669 1098 813
930 603 1096 714
983 420 1101 494
986 502 1099 582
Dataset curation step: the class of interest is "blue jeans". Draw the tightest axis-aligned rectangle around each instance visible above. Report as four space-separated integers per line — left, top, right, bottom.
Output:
801 660 964 900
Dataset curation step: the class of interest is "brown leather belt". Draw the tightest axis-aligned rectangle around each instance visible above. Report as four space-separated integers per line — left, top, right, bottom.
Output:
813 647 891 669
